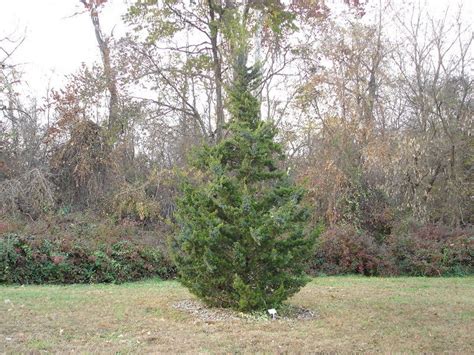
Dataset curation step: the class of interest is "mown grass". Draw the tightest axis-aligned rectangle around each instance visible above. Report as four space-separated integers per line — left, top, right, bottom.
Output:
1 276 473 353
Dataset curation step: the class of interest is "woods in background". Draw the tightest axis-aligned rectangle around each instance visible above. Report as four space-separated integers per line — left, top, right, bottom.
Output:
1 0 472 281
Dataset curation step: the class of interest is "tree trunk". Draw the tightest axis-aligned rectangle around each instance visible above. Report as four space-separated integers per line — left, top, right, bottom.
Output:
81 0 120 141
208 0 225 142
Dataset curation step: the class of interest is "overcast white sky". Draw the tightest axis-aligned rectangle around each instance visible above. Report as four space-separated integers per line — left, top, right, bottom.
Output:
0 0 128 97
1 0 472 99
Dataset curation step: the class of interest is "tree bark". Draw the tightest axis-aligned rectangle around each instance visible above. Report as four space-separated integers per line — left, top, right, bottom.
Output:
80 0 120 140
208 0 225 142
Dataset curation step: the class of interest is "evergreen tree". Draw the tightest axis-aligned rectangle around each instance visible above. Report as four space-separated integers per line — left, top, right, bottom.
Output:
172 54 314 312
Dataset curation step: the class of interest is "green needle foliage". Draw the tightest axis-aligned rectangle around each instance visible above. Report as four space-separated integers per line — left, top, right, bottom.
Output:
172 55 315 312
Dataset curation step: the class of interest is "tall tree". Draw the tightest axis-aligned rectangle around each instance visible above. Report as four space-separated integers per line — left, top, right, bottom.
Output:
80 0 121 140
172 4 314 310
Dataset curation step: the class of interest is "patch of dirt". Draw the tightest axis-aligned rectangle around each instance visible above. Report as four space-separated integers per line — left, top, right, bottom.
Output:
172 299 317 322
172 300 241 322
279 305 317 320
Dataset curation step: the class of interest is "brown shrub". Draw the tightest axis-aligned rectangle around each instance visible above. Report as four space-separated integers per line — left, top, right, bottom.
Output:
50 120 112 208
0 168 56 218
386 224 474 276
105 169 179 224
310 225 391 276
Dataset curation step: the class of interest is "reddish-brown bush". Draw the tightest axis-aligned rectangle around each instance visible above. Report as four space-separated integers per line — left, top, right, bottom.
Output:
386 224 473 276
310 225 391 276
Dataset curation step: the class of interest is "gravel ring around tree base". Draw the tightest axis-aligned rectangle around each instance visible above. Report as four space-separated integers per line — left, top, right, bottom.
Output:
172 299 317 322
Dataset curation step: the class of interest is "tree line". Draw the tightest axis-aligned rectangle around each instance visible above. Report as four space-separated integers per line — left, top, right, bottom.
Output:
1 0 472 285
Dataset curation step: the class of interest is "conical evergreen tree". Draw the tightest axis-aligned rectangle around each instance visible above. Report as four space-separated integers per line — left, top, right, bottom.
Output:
173 54 314 312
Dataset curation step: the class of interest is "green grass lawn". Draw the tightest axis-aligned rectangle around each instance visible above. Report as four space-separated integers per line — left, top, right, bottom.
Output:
1 276 473 353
